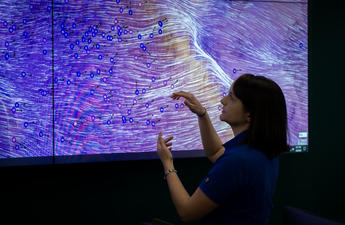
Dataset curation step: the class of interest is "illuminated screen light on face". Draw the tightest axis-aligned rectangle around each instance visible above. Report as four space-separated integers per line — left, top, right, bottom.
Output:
0 0 308 164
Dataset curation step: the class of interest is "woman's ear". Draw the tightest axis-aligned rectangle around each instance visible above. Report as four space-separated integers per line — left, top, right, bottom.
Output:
246 113 251 123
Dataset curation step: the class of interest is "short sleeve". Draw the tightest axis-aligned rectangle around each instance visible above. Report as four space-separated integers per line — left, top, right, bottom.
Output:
199 154 244 205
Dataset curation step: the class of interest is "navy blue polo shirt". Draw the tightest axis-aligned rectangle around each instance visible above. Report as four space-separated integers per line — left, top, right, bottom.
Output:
199 130 279 225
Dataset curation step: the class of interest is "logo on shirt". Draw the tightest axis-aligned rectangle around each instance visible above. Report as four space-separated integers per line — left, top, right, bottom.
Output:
205 177 210 183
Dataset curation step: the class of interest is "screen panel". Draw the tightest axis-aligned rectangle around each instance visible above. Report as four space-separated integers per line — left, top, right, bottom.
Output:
0 0 54 164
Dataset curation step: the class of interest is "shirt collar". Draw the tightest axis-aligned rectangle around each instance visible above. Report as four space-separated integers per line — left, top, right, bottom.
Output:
224 129 249 150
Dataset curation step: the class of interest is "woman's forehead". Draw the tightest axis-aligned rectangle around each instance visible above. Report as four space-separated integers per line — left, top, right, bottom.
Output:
229 83 234 93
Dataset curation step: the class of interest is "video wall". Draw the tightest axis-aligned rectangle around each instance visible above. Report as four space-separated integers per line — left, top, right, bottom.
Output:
0 0 308 165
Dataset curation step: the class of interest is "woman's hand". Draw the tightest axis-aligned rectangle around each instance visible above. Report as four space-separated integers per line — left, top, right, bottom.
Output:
157 132 174 166
171 91 206 116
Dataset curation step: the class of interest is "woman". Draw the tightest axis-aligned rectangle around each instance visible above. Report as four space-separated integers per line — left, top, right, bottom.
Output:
157 73 290 225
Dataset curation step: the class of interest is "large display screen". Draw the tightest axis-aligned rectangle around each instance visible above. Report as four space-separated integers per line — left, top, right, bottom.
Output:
0 0 308 166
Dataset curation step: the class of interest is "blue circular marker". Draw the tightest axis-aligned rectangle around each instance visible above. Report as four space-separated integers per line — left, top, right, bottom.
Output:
146 63 151 68
42 90 47 96
21 72 26 77
23 19 27 24
118 38 122 42
5 41 9 47
61 30 65 34
116 0 120 3
175 103 179 109
135 89 139 95
76 71 81 77
160 107 164 112
96 43 100 49
118 31 123 36
72 23 76 28
129 10 133 15
90 73 94 78
64 32 68 38
82 37 86 42
138 34 142 39
12 107 16 113
142 88 146 94
140 43 144 48
90 89 94 95
70 43 74 49
94 28 98 34
23 31 28 37
128 109 131 115
89 26 93 32
152 121 155 127
75 40 80 45
233 68 237 74
143 46 146 51
88 38 92 44
92 32 96 37
107 35 113 41
150 33 153 38
102 32 106 37
107 120 111 125
39 131 43 137
129 117 133 123
97 69 100 74
158 29 162 34
15 145 19 150
9 28 13 33
299 43 303 48
12 25 16 30
117 25 121 30
110 57 114 63
67 79 71 85
84 45 88 51
120 7 123 13
98 54 102 60
146 103 149 108
24 122 28 128
15 102 19 108
122 116 126 123
146 120 150 125
5 53 9 60
74 53 78 59
108 68 113 74
43 50 47 55
85 31 88 37
61 136 64 143
3 21 8 26
158 21 163 27
152 76 156 82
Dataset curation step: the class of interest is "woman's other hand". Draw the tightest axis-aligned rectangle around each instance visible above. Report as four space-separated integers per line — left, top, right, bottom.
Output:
157 132 174 165
171 91 206 116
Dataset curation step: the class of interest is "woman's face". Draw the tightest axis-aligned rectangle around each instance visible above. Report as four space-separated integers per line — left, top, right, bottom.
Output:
220 82 251 128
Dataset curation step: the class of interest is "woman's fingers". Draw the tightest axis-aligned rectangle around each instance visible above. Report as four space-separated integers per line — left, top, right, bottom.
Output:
159 134 174 147
164 136 174 143
171 91 192 101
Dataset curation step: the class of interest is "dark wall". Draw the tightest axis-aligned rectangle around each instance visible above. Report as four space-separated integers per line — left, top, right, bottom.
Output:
1 1 345 225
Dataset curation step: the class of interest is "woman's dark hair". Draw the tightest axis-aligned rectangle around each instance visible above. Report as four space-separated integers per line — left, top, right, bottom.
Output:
233 74 290 160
